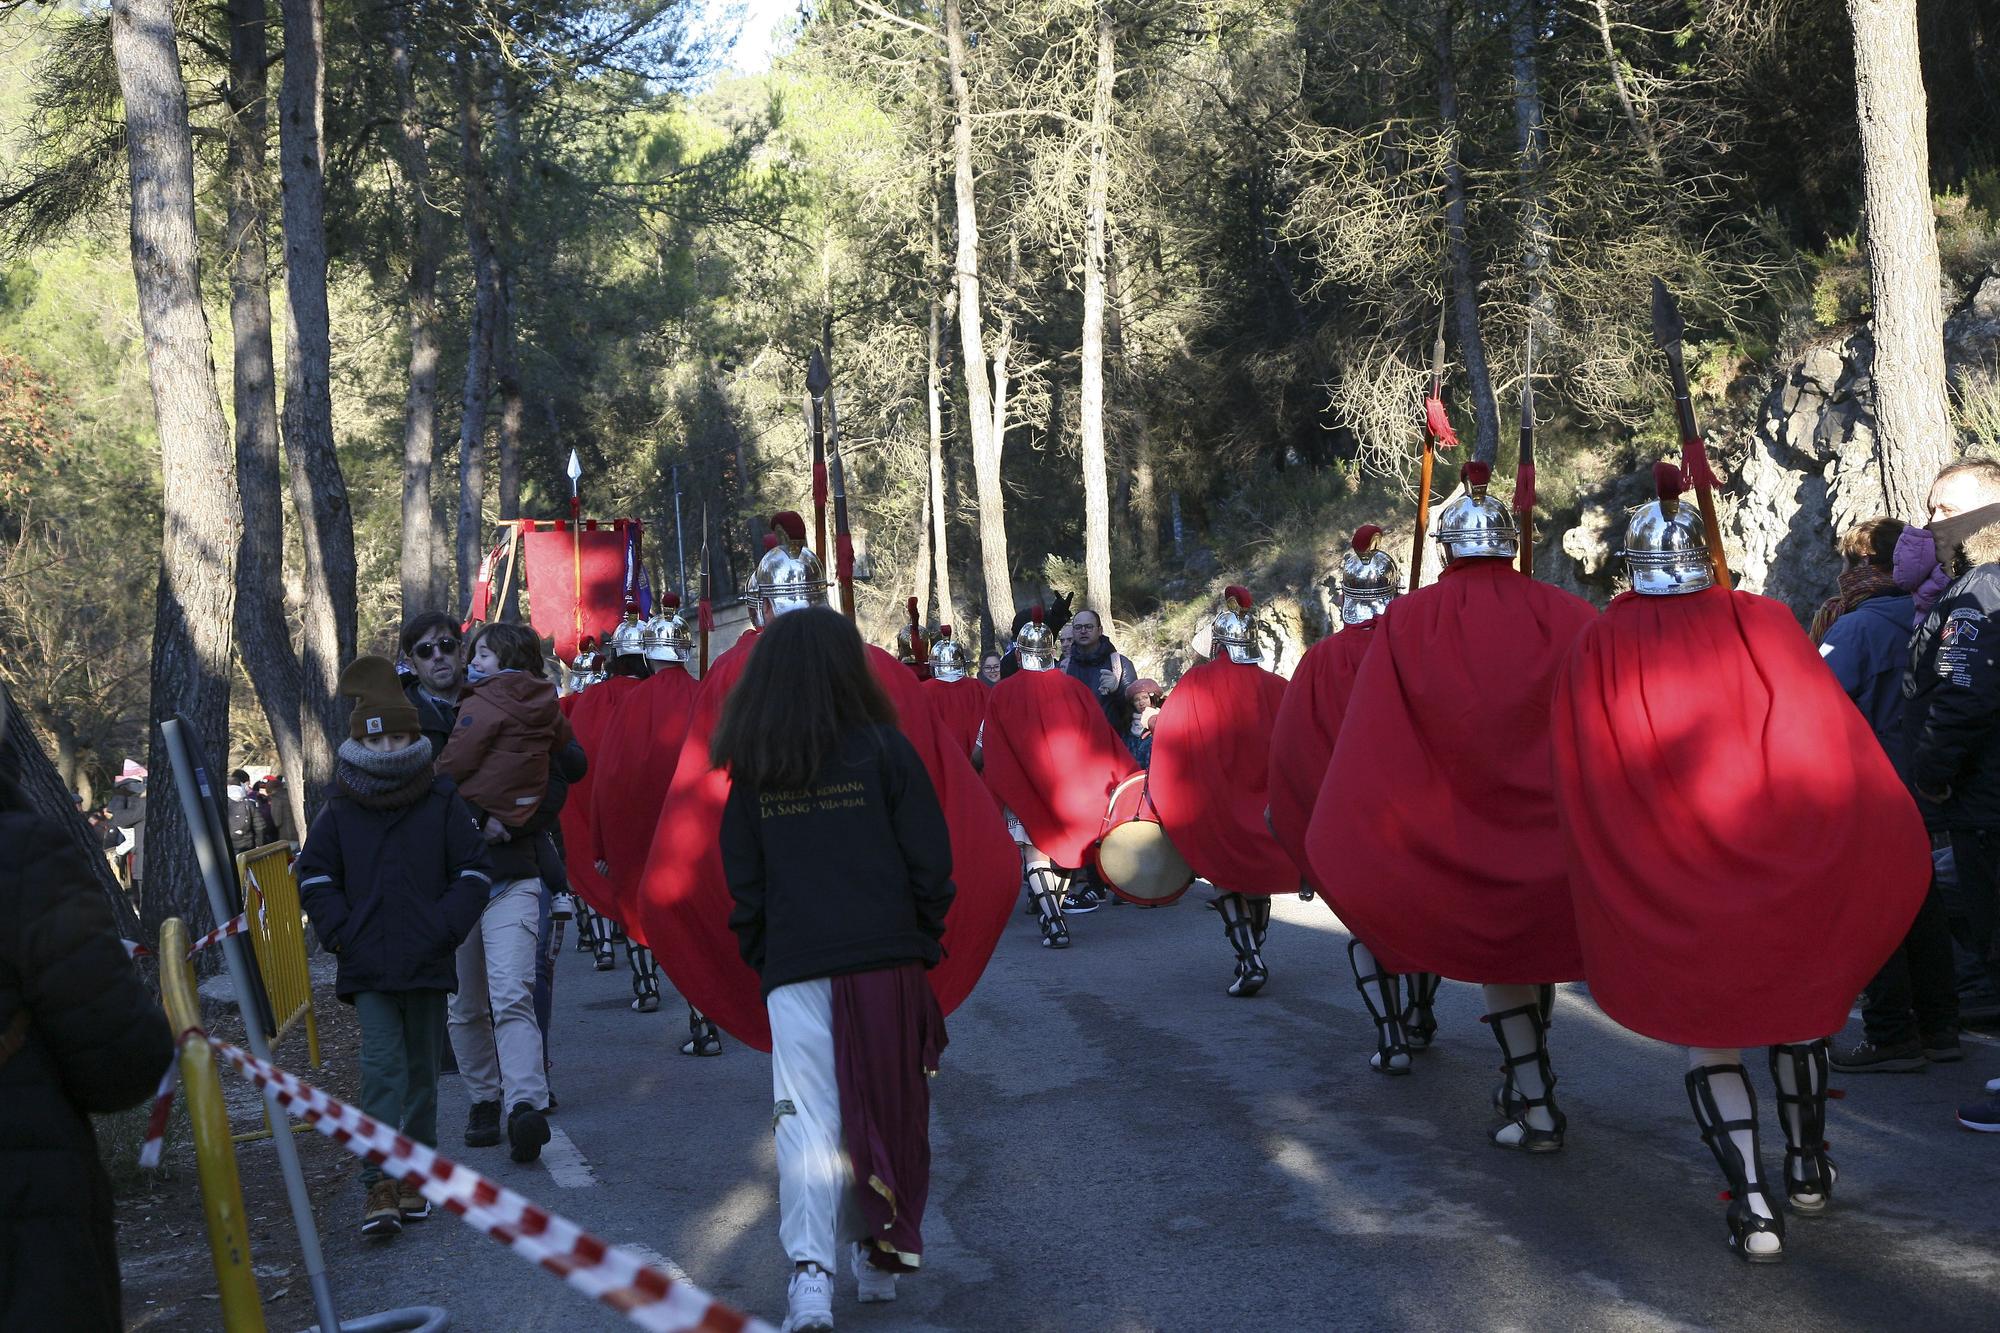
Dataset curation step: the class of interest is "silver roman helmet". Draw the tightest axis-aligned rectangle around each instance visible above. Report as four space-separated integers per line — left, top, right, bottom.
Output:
1339 524 1401 624
1623 461 1714 596
1435 460 1518 562
644 593 693 664
1017 605 1057 671
752 511 828 620
932 625 971 682
1212 586 1260 664
568 636 605 692
609 610 648 660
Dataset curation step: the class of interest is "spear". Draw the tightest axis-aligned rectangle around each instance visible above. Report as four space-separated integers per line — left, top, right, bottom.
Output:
828 419 857 619
1411 306 1455 593
566 449 584 651
1651 279 1731 587
1516 324 1537 579
806 349 831 570
697 504 713 675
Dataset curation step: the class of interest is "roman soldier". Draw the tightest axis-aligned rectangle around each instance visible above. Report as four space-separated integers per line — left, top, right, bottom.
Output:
922 626 987 760
975 607 1138 949
1267 527 1439 1072
1147 587 1296 995
589 595 701 1015
559 614 647 972
1306 461 1596 1151
1551 464 1930 1261
634 513 1014 1050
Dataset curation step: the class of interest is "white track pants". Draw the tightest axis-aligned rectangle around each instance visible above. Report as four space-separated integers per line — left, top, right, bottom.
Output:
768 978 861 1271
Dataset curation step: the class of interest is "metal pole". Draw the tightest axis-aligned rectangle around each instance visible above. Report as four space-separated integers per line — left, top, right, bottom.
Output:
163 718 342 1333
672 464 686 599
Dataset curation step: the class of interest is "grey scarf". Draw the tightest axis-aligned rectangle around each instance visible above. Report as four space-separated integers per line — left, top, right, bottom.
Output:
336 736 435 810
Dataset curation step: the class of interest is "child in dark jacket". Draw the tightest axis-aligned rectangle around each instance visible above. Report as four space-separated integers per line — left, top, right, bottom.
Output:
297 655 492 1239
715 606 954 1333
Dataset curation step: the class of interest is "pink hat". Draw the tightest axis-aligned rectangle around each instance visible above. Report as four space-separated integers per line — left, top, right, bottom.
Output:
1126 678 1161 701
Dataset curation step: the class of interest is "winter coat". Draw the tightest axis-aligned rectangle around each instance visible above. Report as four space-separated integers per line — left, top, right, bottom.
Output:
1063 637 1137 732
296 777 494 1000
0 804 176 1332
1819 592 1915 768
106 784 144 881
436 671 575 829
1904 564 2000 828
404 681 462 758
721 724 955 995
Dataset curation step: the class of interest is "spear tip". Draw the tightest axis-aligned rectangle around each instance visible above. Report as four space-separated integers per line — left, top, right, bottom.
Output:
1650 277 1684 351
806 347 832 395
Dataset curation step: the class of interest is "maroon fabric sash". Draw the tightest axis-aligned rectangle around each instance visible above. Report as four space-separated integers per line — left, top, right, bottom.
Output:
831 963 946 1274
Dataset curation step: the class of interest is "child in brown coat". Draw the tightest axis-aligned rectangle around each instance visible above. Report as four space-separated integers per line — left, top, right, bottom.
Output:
437 622 573 839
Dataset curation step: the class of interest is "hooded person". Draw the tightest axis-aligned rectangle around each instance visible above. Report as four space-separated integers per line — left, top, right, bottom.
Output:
1307 460 1597 1153
1551 463 1931 1263
920 626 987 760
975 606 1139 949
634 512 1015 1052
586 594 702 1014
1146 586 1296 996
1267 527 1439 1073
555 614 647 970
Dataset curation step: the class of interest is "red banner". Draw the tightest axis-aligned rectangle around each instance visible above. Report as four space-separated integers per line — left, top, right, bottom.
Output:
522 518 637 662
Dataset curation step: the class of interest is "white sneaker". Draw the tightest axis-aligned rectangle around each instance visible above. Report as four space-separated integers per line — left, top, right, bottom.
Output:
783 1266 834 1332
550 893 575 921
851 1243 898 1304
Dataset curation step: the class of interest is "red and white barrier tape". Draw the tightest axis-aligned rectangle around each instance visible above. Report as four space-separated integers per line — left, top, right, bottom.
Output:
124 912 248 964
193 1030 770 1333
123 938 152 960
137 1063 179 1169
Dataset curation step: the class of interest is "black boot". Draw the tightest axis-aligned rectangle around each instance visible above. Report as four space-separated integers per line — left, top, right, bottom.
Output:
1211 894 1267 996
680 1006 723 1057
1403 972 1442 1051
1029 867 1070 949
1348 940 1410 1074
1768 1040 1836 1215
575 903 599 953
1486 1002 1564 1152
1686 1062 1785 1262
627 939 661 1013
594 916 620 972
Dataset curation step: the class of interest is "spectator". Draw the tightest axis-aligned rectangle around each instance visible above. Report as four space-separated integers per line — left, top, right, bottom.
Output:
225 768 277 855
1 743 176 1331
401 612 467 755
1124 678 1163 768
106 764 146 899
258 774 300 848
296 656 491 1237
1899 458 2000 1131
437 622 583 1163
1817 518 1957 1074
1063 608 1138 733
979 653 1003 686
714 606 953 1330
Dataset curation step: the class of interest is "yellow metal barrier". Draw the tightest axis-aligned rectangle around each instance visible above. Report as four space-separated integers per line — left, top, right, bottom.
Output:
159 918 268 1331
236 841 320 1068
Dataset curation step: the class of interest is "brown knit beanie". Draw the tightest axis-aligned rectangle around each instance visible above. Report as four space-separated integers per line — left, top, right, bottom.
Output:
340 655 420 741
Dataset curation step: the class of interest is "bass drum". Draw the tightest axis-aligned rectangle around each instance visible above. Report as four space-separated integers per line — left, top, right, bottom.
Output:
1092 772 1195 906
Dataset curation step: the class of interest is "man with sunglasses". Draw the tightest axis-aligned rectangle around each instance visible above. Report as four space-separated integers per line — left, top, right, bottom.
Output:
401 612 468 753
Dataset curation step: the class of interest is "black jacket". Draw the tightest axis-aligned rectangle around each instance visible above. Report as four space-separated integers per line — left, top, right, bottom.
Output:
0 807 176 1333
404 680 462 757
722 725 955 995
1903 563 2000 829
296 777 494 1000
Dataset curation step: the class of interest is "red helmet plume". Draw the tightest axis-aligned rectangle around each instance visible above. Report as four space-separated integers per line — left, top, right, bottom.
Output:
1030 604 1045 625
1462 460 1491 491
1351 523 1383 554
1224 584 1253 609
770 510 807 543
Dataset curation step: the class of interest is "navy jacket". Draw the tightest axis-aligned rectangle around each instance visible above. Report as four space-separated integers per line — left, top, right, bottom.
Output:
296 777 493 1000
1903 565 2000 829
1819 592 1914 768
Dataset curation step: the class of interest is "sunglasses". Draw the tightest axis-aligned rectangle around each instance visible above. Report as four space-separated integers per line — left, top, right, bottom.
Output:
412 638 460 661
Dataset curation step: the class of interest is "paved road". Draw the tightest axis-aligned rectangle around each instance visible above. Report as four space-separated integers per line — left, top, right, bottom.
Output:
311 894 2000 1332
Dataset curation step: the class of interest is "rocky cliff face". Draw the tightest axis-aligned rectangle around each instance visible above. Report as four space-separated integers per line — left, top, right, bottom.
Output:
1550 266 2000 619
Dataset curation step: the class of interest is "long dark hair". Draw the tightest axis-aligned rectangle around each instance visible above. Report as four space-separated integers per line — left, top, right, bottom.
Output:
711 607 898 790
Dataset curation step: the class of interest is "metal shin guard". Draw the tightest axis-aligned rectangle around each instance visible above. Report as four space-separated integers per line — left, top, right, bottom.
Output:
627 941 661 1013
1211 894 1268 997
1768 1041 1836 1213
1686 1063 1784 1260
593 914 619 970
1403 972 1442 1051
1348 941 1411 1075
1027 866 1070 949
575 902 600 953
680 1005 722 1057
1486 1002 1564 1151
1247 895 1273 952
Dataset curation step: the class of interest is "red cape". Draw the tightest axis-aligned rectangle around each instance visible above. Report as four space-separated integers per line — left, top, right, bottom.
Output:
1266 625 1376 892
1306 559 1596 983
587 664 701 943
980 668 1137 867
557 674 641 919
1148 657 1297 895
633 632 1014 1052
922 675 988 760
1553 586 1930 1046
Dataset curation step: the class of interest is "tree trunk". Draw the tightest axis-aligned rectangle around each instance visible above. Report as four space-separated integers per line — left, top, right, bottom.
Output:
2 687 141 940
277 0 356 820
386 1 446 616
226 0 307 839
454 46 498 611
1436 3 1502 465
912 470 932 620
1513 0 1550 335
1078 4 1115 621
1848 0 1954 517
1107 241 1159 567
926 189 956 629
110 0 242 936
491 71 525 538
1590 0 1663 178
945 0 1012 636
